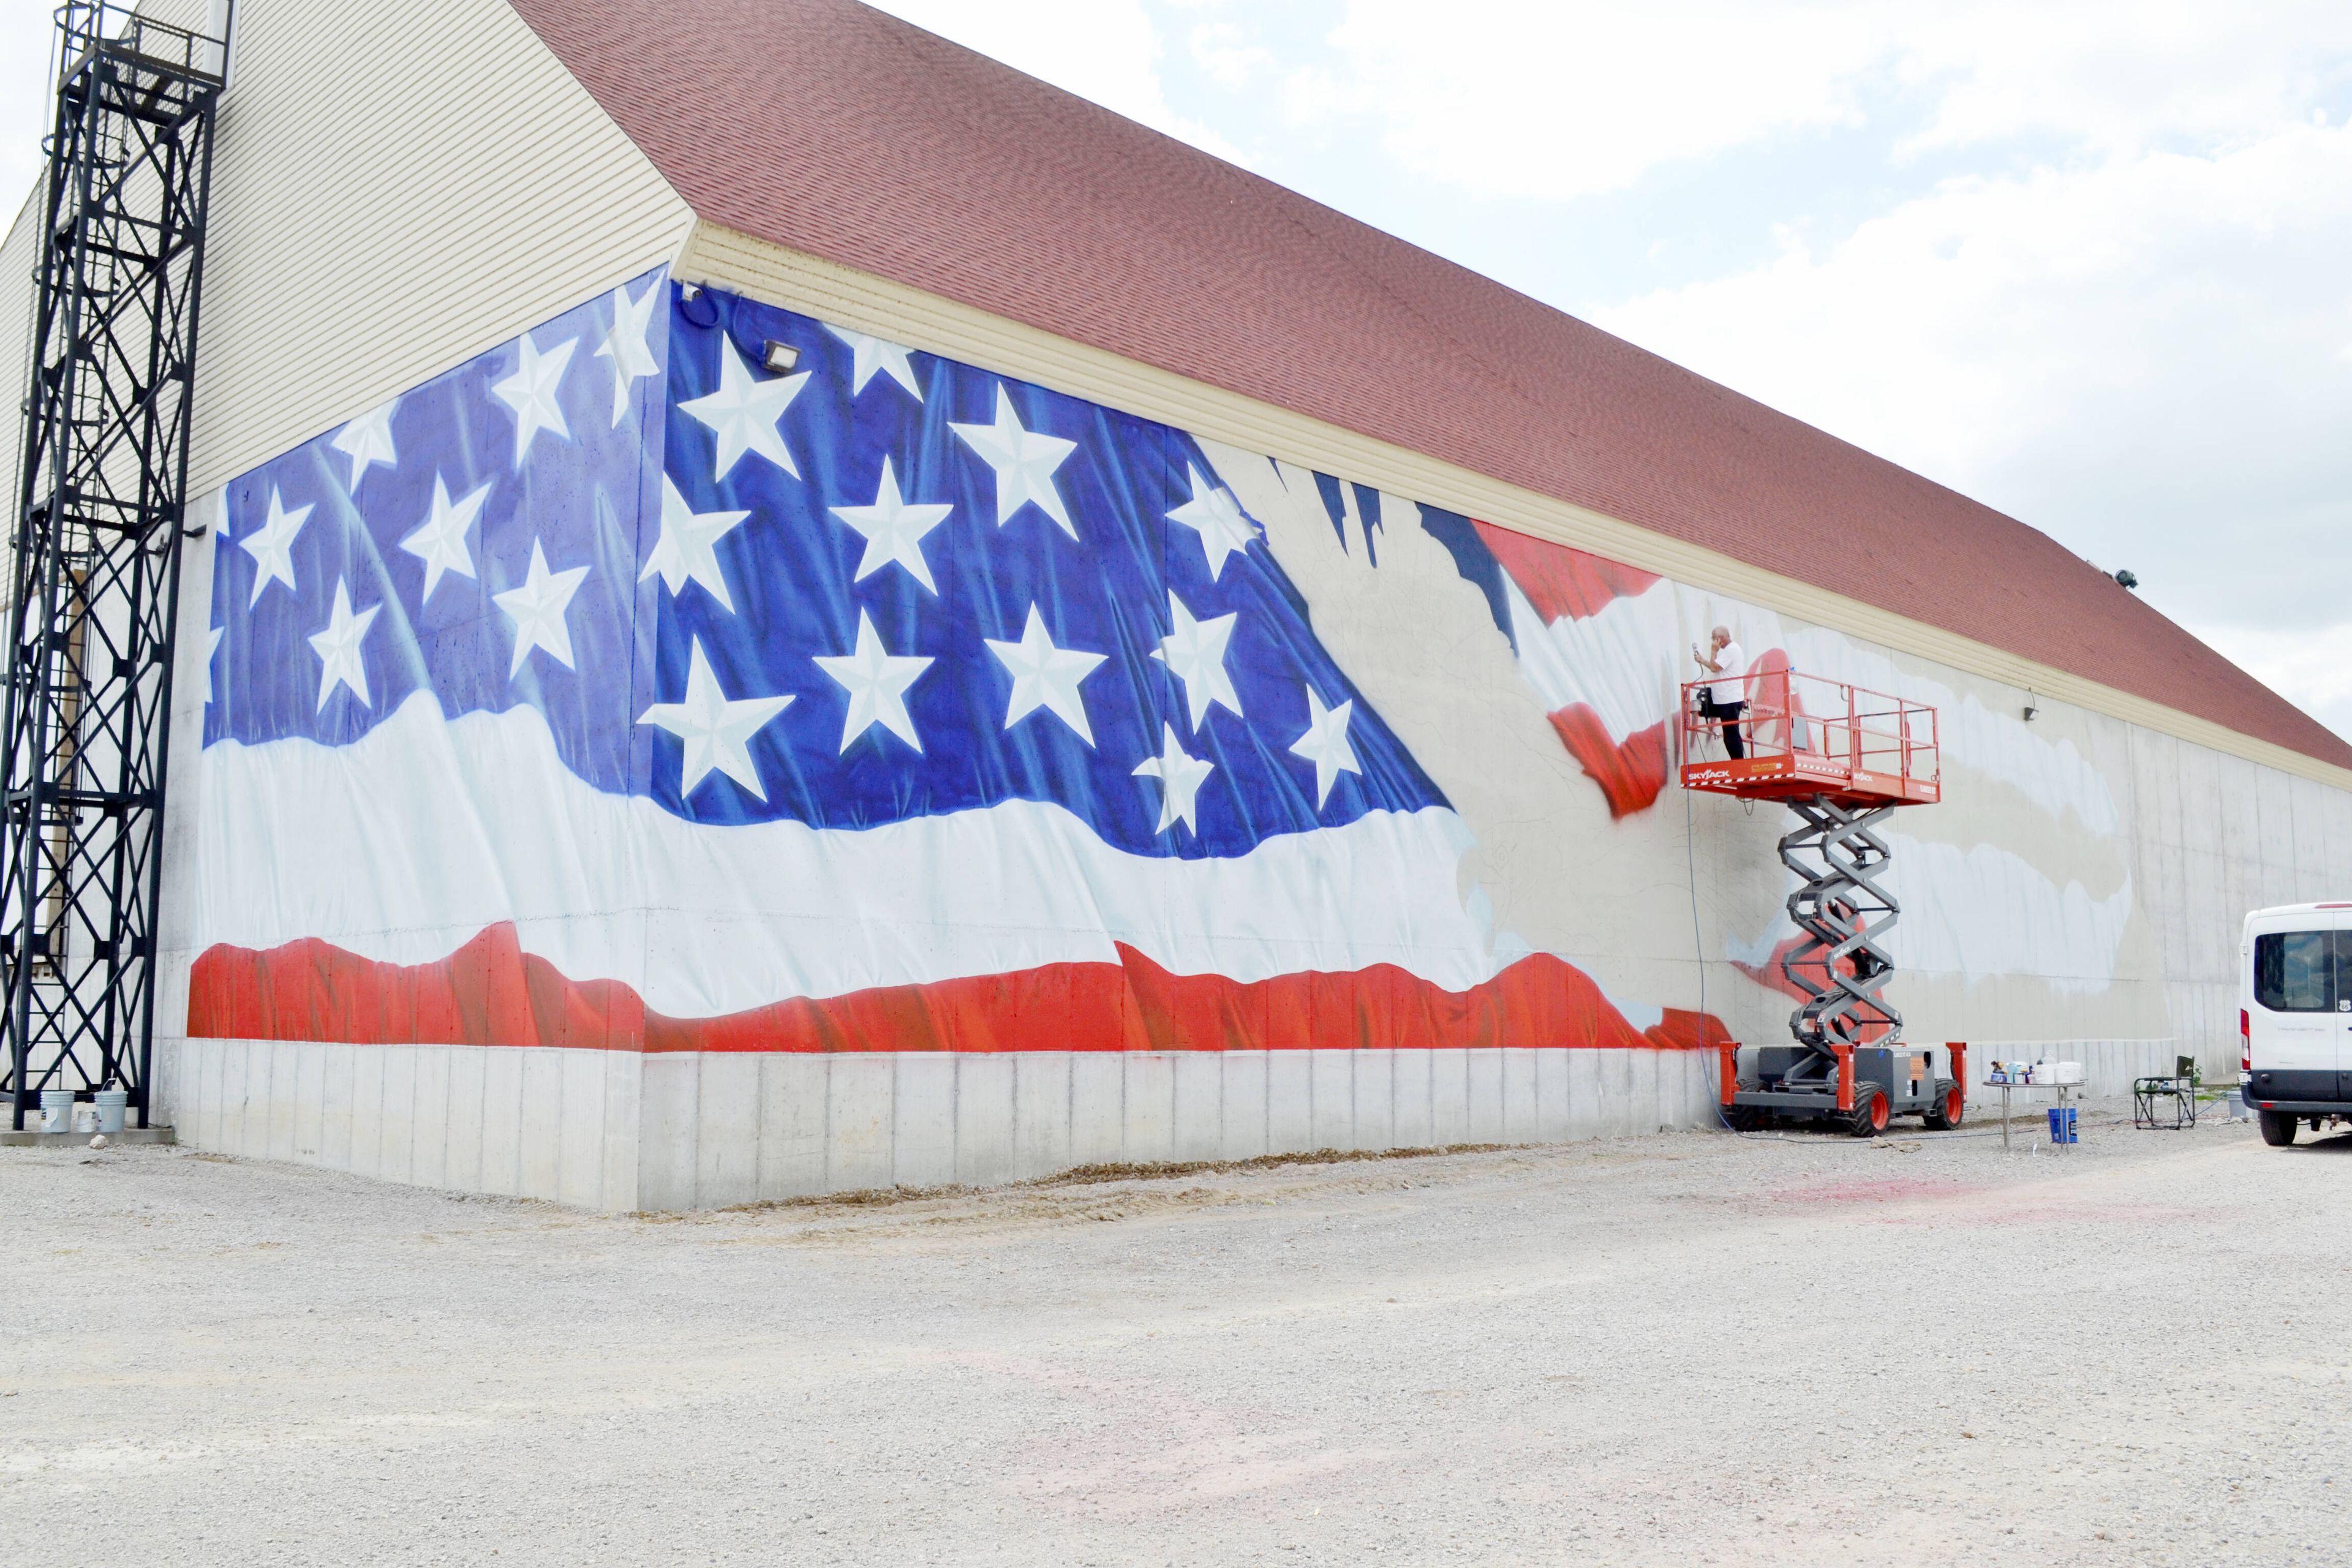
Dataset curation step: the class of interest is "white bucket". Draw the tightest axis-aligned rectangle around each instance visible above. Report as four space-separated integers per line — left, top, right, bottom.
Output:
38 1089 74 1134
92 1087 127 1134
70 1104 100 1135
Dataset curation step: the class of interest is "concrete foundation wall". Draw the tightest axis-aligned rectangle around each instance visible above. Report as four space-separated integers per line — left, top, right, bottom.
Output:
160 1036 643 1210
156 1040 1727 1211
154 1036 2192 1211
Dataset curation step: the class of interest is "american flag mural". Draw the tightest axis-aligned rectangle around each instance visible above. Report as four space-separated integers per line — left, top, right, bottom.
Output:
186 272 1727 1056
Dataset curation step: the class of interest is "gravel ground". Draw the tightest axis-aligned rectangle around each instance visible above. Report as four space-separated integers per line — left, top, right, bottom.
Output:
2 1097 2347 1566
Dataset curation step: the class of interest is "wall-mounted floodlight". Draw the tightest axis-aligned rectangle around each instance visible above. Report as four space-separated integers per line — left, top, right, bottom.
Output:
762 339 800 374
2023 692 2039 722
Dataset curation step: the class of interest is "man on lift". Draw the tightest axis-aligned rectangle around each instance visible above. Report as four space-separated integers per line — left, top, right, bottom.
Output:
1693 625 1747 759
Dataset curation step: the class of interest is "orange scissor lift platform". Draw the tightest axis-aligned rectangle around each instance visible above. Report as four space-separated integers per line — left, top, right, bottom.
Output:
1678 669 1940 809
1679 669 1961 1136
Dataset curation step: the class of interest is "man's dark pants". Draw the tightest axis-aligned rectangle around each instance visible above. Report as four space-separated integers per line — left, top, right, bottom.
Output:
1702 696 1746 759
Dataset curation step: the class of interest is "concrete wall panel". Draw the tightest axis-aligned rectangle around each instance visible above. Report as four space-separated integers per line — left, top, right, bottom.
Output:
1219 1052 1270 1162
755 1054 827 1201
955 1055 1020 1187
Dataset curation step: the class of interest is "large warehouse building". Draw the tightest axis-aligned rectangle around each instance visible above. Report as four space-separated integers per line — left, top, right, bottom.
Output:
6 0 2349 1208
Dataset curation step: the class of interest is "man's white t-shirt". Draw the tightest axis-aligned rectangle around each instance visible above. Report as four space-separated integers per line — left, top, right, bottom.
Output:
1711 642 1746 706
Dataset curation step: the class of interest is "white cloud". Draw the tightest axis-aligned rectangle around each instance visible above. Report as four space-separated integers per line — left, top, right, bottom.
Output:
1885 0 2352 157
1191 21 1273 89
1278 0 2352 200
866 0 1245 164
1295 0 1890 199
1589 121 2352 620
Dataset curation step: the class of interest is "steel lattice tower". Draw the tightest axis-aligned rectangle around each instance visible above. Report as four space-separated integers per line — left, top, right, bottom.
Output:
2 4 226 1129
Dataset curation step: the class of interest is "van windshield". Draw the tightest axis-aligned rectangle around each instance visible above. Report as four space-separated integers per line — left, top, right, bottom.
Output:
2254 929 2337 1012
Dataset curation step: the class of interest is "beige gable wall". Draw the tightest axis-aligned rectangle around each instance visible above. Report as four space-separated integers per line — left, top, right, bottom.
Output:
76 0 696 496
0 184 39 540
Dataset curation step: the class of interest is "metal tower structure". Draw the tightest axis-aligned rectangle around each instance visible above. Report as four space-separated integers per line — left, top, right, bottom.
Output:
2 4 227 1129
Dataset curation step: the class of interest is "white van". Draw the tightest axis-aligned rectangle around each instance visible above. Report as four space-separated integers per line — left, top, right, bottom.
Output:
2241 902 2352 1146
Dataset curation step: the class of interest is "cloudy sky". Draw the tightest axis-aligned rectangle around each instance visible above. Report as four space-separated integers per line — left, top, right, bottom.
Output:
0 2 2347 733
862 0 2352 739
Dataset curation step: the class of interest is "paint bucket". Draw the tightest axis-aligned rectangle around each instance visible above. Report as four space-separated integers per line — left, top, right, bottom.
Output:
92 1087 127 1134
2047 1106 2078 1145
38 1089 74 1134
70 1103 99 1135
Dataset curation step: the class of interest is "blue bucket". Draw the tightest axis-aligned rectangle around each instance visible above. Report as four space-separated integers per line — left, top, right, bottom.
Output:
2047 1106 2078 1145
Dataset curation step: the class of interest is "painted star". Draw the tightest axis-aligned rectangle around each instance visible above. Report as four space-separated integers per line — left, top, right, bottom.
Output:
636 637 793 800
398 473 492 603
985 604 1107 746
639 476 751 612
829 458 952 593
814 609 933 753
307 577 380 712
679 334 809 480
329 396 399 491
1150 591 1242 732
238 486 313 607
1166 464 1259 581
491 332 577 469
595 276 663 426
1133 723 1215 835
949 385 1079 538
494 538 592 678
823 323 922 401
200 625 224 707
1289 687 1362 808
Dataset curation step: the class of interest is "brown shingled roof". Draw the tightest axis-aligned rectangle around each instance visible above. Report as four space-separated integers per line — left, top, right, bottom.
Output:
507 0 2352 771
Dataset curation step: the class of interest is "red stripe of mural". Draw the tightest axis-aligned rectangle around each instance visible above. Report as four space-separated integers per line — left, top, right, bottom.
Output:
1546 706 1670 818
185 924 1729 1055
1471 520 1660 624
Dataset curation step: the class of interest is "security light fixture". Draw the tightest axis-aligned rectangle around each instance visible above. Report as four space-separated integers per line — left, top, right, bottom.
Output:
2023 692 2039 722
2113 568 2139 590
763 339 800 374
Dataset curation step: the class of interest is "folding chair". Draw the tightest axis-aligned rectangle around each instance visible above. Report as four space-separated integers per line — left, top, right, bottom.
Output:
2133 1054 2198 1129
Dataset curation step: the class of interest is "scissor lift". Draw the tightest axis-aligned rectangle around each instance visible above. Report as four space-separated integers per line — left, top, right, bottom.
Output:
1681 669 1963 1136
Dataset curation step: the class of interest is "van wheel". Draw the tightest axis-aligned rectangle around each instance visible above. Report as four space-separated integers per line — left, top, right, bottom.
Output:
1922 1080 1964 1130
2258 1109 2300 1147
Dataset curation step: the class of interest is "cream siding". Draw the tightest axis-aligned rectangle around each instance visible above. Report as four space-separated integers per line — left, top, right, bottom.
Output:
0 184 39 565
169 0 693 493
